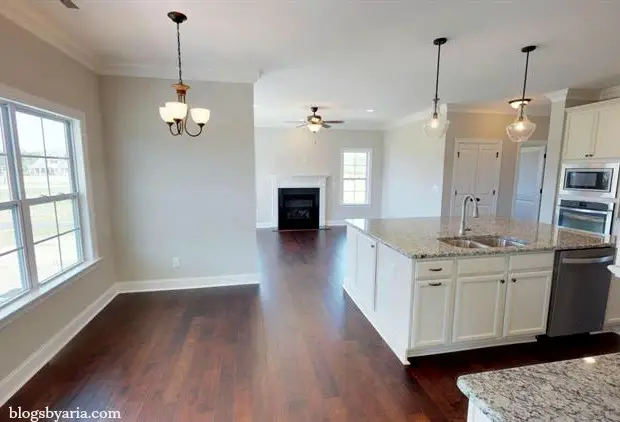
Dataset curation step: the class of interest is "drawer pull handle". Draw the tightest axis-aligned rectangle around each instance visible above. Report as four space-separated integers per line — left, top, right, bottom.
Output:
429 268 443 272
428 282 443 287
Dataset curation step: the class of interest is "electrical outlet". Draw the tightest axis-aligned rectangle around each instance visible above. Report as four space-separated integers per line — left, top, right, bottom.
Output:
172 257 181 269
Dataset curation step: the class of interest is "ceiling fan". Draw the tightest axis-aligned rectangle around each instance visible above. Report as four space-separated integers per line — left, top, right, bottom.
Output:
60 0 79 9
287 107 345 133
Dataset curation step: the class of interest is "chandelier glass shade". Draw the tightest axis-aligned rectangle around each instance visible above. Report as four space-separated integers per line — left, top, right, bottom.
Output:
159 12 211 137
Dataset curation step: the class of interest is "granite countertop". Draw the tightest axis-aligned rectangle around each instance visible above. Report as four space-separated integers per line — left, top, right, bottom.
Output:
457 353 620 421
345 217 615 259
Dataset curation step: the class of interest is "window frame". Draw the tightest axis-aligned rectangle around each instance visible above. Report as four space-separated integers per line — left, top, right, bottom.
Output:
340 148 372 206
0 100 87 310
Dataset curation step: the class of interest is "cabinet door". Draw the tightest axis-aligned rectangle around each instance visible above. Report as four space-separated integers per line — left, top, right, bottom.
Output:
411 279 453 348
453 276 506 343
605 276 620 326
563 111 597 160
356 233 377 311
503 271 552 337
593 106 620 159
345 226 358 291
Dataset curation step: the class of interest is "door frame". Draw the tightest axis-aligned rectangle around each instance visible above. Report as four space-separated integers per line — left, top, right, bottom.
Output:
511 141 547 221
450 138 503 216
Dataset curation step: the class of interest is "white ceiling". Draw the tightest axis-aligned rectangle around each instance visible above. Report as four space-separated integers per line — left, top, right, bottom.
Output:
9 0 620 128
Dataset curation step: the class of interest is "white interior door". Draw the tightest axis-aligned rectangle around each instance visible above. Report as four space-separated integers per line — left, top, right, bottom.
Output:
512 145 546 222
452 142 501 217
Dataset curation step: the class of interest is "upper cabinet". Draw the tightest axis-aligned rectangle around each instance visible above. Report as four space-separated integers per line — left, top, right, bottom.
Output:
564 99 620 160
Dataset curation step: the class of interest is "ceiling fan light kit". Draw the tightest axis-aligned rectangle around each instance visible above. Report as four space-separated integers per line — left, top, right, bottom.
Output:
159 11 211 137
286 106 345 133
506 45 537 143
423 37 450 140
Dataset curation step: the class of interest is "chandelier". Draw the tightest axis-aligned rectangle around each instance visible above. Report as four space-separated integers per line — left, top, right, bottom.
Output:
158 11 211 137
506 45 537 143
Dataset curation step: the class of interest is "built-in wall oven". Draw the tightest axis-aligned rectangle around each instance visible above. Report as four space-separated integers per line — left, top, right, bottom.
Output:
560 162 620 199
556 199 615 235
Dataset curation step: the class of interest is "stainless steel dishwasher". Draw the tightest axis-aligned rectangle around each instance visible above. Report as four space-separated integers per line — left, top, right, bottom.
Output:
547 247 615 337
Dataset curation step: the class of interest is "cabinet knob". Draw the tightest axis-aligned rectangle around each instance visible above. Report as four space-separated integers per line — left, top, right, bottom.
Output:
512 278 517 283
500 279 505 284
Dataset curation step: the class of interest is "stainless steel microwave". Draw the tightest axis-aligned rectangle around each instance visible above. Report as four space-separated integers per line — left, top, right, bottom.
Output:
560 162 620 199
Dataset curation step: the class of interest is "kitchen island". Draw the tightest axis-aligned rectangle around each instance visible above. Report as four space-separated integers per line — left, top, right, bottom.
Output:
457 352 620 421
344 217 616 364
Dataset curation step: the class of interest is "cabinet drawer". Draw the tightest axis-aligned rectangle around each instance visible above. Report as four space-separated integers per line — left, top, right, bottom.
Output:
416 260 453 279
458 257 506 276
509 253 554 272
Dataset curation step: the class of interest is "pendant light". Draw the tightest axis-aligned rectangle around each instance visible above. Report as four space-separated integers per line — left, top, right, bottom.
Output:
423 37 450 139
159 11 211 137
506 45 537 143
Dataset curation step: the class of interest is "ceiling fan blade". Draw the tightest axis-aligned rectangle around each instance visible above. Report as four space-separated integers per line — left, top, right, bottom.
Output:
296 123 308 128
284 120 305 123
60 0 79 9
322 123 332 129
323 120 345 124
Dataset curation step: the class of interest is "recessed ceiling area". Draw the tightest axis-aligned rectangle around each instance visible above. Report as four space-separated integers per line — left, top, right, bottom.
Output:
11 0 620 128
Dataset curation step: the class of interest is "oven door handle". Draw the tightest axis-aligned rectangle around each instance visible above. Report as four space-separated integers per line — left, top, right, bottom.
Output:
558 206 613 216
561 256 615 265
559 213 607 223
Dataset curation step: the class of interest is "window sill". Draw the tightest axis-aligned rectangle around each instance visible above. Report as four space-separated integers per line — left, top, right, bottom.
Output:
0 258 102 330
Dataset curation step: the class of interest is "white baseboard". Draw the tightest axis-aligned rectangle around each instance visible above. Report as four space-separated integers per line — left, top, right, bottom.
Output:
0 273 260 406
327 219 346 226
256 222 273 229
116 273 260 293
0 284 118 406
256 220 346 229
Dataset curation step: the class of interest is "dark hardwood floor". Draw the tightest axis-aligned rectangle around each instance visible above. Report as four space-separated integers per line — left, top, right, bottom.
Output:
2 227 620 421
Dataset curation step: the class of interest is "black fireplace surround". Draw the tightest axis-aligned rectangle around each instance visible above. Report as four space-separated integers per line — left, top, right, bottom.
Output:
278 187 320 230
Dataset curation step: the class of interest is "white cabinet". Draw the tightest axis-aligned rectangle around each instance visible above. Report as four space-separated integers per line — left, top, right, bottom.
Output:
605 276 620 326
356 233 377 311
345 226 358 291
503 271 552 337
411 279 453 348
563 110 597 160
593 106 620 158
452 275 506 343
564 99 620 160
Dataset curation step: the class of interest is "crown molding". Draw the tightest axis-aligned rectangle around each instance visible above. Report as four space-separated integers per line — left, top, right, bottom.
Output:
384 104 443 130
600 85 620 101
100 62 259 84
0 0 98 70
447 103 550 117
544 89 569 103
545 88 600 103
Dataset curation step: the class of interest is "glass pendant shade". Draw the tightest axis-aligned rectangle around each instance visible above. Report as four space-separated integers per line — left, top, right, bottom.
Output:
423 112 450 139
506 109 536 143
190 108 211 125
166 102 188 120
159 106 175 123
308 123 322 133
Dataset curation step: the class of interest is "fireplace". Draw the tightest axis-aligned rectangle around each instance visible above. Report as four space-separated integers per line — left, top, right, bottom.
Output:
278 187 320 230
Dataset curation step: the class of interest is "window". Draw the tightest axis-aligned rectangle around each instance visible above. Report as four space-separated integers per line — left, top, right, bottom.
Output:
341 149 371 205
0 102 84 308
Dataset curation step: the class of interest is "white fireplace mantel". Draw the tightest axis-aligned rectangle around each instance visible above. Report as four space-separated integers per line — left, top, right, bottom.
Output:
271 174 329 228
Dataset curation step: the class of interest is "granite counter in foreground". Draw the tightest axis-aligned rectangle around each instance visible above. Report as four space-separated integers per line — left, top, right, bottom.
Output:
457 353 620 421
345 217 615 259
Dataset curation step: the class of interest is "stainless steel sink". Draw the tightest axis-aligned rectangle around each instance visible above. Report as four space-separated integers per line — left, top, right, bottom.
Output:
438 236 529 249
438 238 489 248
470 236 529 247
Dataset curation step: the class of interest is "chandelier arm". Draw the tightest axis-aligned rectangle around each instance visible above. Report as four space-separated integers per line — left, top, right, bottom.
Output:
184 121 205 137
169 122 181 136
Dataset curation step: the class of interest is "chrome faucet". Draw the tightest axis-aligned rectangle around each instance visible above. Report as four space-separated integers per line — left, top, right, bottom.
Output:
459 194 479 236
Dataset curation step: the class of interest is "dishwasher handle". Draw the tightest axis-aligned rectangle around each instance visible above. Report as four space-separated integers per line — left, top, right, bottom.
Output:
561 256 615 265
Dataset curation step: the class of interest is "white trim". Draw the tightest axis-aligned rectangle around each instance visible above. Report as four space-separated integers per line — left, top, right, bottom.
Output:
0 283 117 406
600 85 620 101
256 220 346 229
407 335 537 357
116 274 260 293
448 104 551 117
0 0 97 71
384 105 438 130
340 148 372 206
544 89 570 103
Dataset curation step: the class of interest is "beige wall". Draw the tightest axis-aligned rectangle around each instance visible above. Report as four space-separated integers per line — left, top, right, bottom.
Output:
381 119 446 218
442 111 551 217
0 16 115 380
254 128 383 225
100 76 258 282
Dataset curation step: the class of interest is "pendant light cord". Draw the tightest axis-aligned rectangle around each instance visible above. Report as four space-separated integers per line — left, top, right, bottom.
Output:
176 22 183 85
519 50 530 119
433 42 441 115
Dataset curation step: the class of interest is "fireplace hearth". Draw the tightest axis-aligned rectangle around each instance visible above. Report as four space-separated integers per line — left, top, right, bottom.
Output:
278 187 320 230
